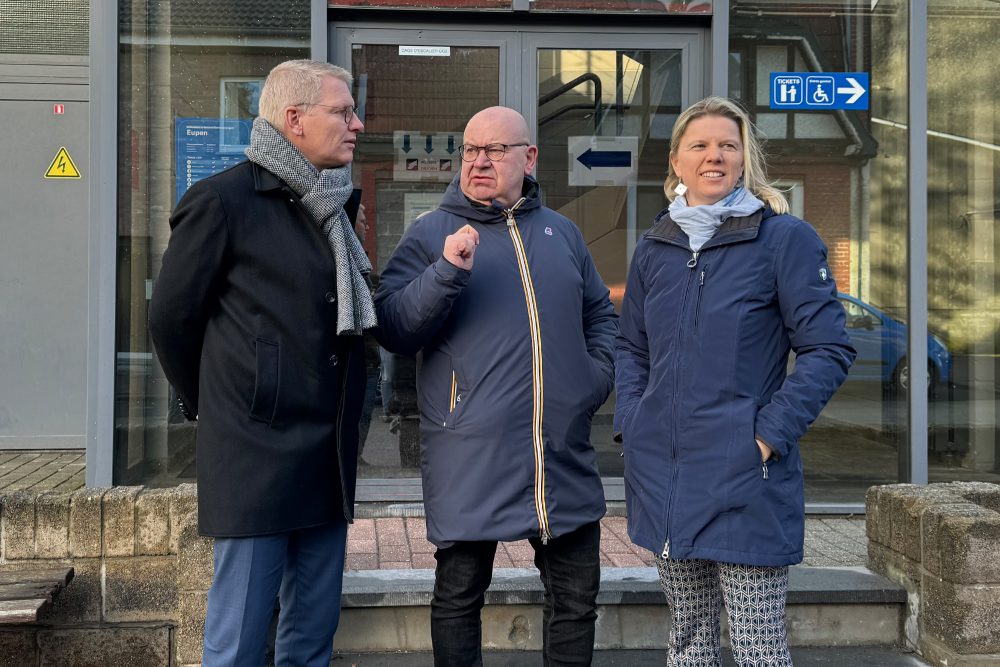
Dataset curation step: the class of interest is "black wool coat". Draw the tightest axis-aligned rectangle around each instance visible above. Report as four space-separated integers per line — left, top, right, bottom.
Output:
149 161 364 537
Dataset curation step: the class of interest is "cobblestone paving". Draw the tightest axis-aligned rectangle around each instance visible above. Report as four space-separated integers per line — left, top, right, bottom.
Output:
346 515 867 571
0 451 85 493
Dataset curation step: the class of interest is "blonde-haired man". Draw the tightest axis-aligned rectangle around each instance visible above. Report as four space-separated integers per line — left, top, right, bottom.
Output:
150 59 369 666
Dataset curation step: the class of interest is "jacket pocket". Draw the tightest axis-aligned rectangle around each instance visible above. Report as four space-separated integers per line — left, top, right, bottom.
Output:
588 360 610 415
249 337 280 424
442 359 468 430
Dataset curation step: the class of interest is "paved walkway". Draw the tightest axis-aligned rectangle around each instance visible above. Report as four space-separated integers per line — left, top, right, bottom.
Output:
0 450 868 569
346 514 867 570
0 450 85 493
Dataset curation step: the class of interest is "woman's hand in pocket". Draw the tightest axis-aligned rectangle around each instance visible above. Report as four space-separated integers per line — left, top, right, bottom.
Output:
756 437 773 462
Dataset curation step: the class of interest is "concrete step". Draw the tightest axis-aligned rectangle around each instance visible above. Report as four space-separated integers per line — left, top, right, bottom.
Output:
332 646 930 666
336 565 906 653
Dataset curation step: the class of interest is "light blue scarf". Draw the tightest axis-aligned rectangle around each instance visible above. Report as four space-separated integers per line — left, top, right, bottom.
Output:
668 186 765 252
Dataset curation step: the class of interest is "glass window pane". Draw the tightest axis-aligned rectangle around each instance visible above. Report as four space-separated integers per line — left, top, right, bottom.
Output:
732 0 910 503
728 51 743 100
756 113 787 139
531 0 712 13
534 47 683 477
755 46 786 106
115 1 310 485
928 1 1000 484
329 0 714 12
349 43 501 476
793 113 847 139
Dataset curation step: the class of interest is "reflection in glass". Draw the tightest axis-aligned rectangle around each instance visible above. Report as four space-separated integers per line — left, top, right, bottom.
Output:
927 2 1000 482
731 0 909 502
115 0 310 485
349 43 501 477
535 48 683 476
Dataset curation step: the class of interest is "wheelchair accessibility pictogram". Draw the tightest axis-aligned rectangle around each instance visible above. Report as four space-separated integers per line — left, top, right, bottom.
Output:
805 76 835 106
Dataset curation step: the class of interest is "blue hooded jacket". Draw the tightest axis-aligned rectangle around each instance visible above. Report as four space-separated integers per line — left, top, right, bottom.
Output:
375 175 618 547
614 207 855 566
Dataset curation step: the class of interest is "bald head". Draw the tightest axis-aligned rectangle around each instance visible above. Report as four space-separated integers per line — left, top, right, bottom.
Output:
460 106 537 207
465 107 530 145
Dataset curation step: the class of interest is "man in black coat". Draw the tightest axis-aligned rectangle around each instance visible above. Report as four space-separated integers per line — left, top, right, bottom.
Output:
149 59 370 667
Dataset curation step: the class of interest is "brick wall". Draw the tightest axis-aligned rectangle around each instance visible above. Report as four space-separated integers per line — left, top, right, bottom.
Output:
867 482 1000 667
773 162 854 294
0 485 211 666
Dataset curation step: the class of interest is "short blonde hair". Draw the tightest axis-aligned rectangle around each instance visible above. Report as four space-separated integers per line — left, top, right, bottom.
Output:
664 96 788 214
258 60 353 128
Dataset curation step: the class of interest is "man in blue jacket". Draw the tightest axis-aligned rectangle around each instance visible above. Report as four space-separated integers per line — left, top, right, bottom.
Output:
375 106 618 666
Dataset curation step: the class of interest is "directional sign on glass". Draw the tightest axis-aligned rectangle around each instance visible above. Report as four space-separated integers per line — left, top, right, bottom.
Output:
568 136 638 187
770 72 869 110
394 131 460 182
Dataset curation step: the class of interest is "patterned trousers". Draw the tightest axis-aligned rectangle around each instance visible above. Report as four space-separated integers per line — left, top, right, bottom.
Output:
655 556 794 667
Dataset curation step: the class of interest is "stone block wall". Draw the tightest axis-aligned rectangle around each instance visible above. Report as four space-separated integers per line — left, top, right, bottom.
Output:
866 481 1000 667
0 484 211 667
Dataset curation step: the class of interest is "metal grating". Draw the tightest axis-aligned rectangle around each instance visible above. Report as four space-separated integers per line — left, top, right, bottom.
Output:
0 0 90 56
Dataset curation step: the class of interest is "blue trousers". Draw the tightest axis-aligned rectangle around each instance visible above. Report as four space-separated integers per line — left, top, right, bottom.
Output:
202 520 349 667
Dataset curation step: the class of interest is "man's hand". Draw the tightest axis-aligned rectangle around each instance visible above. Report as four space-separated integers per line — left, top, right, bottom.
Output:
443 224 480 271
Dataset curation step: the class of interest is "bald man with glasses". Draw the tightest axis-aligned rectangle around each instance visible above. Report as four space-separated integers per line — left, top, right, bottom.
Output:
375 106 618 666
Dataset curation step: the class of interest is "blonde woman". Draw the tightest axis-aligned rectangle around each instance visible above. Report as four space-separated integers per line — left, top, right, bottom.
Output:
614 97 855 665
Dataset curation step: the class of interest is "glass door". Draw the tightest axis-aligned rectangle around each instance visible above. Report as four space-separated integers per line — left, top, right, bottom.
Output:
523 33 703 477
330 25 705 479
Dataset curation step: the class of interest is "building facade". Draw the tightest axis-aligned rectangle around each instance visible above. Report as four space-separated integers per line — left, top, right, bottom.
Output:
3 0 999 511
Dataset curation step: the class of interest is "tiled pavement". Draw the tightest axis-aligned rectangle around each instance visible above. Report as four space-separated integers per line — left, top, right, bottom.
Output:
0 450 85 493
345 514 868 570
0 450 868 569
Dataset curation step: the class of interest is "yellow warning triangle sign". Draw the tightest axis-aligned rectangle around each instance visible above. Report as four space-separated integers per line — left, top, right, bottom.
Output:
44 147 82 179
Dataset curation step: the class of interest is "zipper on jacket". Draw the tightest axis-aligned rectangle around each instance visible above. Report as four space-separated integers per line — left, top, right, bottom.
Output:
449 370 457 415
661 257 702 559
762 461 769 480
686 251 699 269
694 265 709 329
335 345 354 522
504 197 552 543
661 539 670 560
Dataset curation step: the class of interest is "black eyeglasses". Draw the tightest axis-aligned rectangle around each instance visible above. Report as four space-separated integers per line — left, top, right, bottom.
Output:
298 102 356 124
458 143 529 162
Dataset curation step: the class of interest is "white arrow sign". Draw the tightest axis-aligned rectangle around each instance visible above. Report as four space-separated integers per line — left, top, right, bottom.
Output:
836 77 865 104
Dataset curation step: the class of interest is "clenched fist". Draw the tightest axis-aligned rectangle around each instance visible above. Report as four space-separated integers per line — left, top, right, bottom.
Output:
443 224 480 271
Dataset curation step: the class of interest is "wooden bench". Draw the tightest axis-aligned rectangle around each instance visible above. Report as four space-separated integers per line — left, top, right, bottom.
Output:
0 567 74 624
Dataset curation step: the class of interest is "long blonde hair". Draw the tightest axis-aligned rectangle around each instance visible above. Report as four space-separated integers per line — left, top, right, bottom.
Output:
664 96 788 214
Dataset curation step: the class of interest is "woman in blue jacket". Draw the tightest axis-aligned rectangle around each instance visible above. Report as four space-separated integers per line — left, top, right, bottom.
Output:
614 97 855 665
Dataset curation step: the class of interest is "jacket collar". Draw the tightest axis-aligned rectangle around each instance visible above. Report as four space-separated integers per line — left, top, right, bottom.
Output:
646 206 767 250
437 174 543 224
252 161 295 196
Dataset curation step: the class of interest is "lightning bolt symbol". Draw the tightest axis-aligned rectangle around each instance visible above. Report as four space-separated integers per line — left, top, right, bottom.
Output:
57 156 67 173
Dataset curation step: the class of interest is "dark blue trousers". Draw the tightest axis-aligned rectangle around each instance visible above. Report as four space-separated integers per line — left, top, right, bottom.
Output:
202 520 349 667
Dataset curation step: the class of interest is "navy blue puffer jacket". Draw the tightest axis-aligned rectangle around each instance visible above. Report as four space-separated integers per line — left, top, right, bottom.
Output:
614 207 855 566
376 175 618 548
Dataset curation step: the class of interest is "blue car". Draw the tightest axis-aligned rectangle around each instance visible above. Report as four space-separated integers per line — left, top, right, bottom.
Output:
838 294 951 393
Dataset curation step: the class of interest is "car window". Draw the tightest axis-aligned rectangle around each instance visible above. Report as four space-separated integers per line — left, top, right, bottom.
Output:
840 298 878 330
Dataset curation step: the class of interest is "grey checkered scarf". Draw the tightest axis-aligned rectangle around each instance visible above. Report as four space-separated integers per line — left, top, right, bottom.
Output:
245 117 376 335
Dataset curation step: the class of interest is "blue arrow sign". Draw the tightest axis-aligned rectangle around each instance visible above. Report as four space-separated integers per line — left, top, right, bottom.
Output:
402 134 411 153
770 72 869 110
425 135 434 153
576 148 632 170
